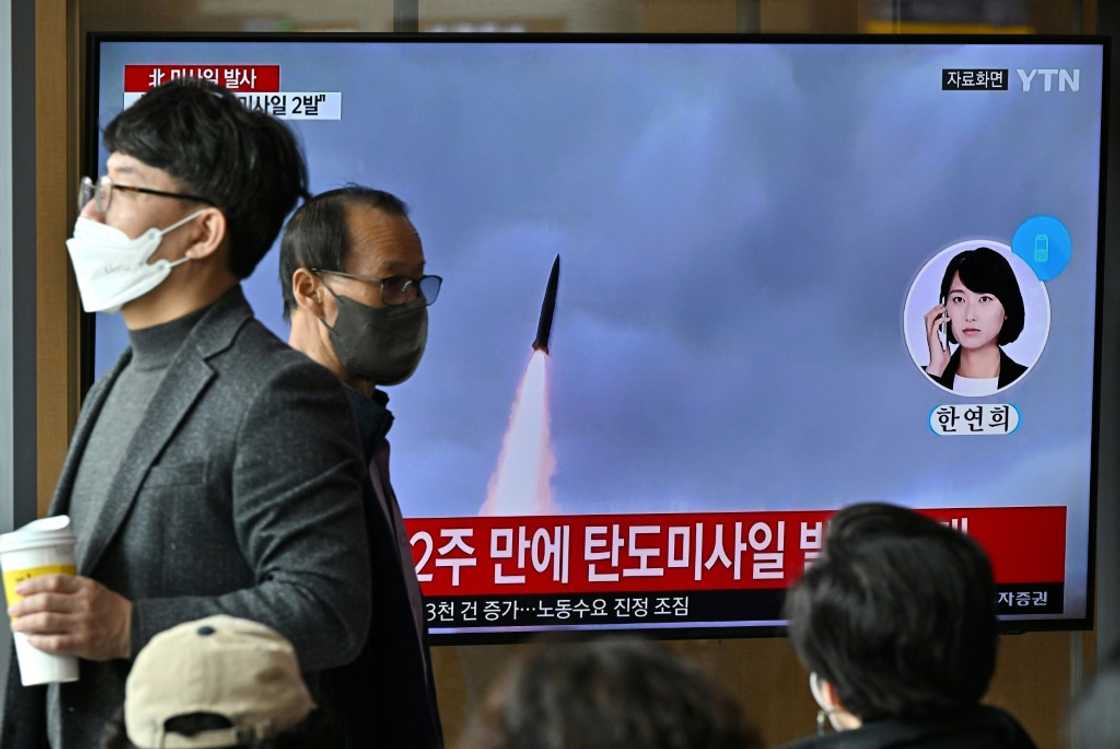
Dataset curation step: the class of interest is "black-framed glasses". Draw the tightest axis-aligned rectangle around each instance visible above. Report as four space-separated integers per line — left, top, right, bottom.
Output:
311 268 443 307
78 175 216 214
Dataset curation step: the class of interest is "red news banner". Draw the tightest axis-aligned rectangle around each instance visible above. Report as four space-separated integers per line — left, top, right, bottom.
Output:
124 64 280 92
405 507 1066 631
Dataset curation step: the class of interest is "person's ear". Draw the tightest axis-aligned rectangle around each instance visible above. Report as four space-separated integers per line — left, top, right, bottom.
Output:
292 268 326 318
182 207 227 262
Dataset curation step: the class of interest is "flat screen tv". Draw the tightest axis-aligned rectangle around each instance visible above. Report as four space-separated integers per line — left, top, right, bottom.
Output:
86 34 1107 641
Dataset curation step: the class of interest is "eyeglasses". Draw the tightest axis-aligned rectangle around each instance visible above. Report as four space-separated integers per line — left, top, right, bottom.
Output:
311 269 443 307
78 175 216 214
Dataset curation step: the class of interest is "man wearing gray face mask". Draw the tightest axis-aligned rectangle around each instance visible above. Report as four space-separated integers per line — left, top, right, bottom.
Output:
279 186 444 749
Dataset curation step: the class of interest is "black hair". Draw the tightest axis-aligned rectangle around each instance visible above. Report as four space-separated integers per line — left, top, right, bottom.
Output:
459 636 761 749
939 247 1025 345
103 77 309 279
784 503 997 722
278 185 410 320
100 707 338 749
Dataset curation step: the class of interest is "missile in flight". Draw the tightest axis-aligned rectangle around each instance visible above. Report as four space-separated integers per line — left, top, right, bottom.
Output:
531 255 560 355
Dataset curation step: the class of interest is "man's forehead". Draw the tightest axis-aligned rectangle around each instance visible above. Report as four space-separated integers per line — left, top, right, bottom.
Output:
344 204 424 271
106 152 175 187
106 153 146 175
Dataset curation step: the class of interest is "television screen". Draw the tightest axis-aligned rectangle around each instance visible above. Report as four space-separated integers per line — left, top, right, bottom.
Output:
88 36 1106 640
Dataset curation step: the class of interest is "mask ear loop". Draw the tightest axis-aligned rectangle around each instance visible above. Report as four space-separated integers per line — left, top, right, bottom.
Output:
153 207 212 270
809 672 838 736
310 272 343 333
158 207 210 237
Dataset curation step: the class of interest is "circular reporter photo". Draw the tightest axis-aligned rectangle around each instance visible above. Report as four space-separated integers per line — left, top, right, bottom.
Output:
903 240 1050 398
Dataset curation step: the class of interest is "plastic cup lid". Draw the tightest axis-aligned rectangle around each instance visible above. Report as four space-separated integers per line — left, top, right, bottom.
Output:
0 515 76 554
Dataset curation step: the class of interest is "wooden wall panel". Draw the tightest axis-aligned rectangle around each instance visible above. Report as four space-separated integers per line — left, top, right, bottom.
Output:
639 0 737 32
36 0 80 517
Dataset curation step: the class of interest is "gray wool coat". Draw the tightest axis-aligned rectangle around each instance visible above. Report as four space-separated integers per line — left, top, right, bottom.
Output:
1 286 372 749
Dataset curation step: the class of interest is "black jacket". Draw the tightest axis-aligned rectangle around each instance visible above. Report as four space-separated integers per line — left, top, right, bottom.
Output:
321 388 444 749
928 347 1027 391
781 705 1037 749
2 287 372 749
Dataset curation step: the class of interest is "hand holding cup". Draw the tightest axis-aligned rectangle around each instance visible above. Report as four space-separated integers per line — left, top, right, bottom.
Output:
9 573 132 662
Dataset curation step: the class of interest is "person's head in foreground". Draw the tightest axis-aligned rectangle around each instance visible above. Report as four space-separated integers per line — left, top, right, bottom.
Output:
101 615 331 749
1069 642 1120 748
783 502 1037 749
458 636 761 749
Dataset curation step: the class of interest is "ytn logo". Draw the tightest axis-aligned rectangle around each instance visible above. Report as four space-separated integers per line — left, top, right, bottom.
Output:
1016 68 1080 92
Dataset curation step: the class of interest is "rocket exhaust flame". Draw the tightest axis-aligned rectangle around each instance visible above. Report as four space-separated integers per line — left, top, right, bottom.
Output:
481 350 556 516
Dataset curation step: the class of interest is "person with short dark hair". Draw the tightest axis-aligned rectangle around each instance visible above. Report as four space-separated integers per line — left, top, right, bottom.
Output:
923 247 1028 395
782 502 1036 749
280 186 411 322
279 186 444 748
2 78 372 749
100 615 334 749
1069 642 1120 748
458 637 761 749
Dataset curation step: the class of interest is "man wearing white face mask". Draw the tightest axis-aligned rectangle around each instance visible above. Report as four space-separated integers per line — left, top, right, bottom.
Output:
782 503 1037 749
278 186 443 749
2 79 372 749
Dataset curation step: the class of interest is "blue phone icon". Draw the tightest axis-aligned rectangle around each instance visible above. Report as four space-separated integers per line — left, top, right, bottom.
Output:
1034 234 1049 263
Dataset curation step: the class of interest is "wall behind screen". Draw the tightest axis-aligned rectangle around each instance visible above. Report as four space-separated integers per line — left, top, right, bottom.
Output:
21 2 1103 749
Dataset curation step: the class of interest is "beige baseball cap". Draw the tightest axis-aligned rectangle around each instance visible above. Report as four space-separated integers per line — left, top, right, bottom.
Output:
125 615 315 749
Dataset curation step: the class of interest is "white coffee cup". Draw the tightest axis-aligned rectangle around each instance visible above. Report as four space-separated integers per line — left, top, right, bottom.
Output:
0 516 79 685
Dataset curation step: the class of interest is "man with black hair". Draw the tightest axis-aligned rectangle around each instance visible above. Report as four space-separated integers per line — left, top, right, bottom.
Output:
279 186 443 748
782 502 1036 749
3 78 372 748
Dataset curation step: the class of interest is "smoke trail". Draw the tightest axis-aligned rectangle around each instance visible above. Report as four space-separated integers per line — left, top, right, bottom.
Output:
481 350 556 516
